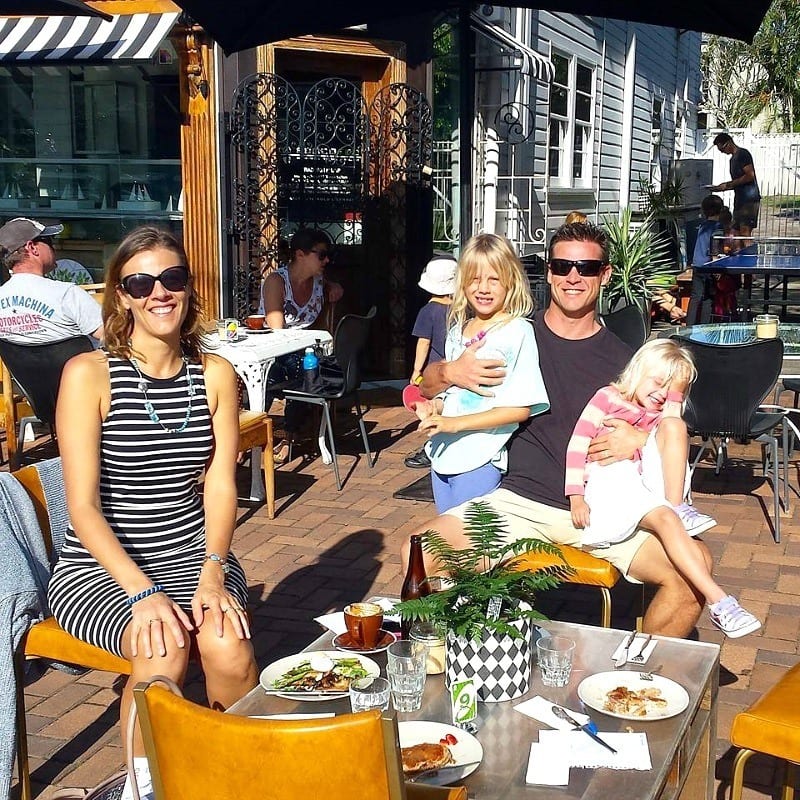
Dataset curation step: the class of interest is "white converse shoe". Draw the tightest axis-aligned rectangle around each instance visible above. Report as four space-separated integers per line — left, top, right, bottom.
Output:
709 596 762 638
673 503 716 537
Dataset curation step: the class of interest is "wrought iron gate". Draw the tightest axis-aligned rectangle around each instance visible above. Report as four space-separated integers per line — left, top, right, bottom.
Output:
228 74 432 375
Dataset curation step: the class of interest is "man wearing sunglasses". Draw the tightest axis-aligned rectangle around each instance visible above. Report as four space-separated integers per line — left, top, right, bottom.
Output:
404 222 712 639
0 217 103 345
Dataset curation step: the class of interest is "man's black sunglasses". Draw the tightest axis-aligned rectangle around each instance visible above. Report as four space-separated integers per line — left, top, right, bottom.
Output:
548 259 606 277
119 266 190 298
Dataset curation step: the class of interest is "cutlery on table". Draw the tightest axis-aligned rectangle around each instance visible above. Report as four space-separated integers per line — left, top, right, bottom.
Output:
407 762 482 783
631 634 653 662
614 629 638 667
551 706 618 754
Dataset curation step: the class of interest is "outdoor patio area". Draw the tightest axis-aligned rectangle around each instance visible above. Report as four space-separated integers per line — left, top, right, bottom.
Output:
8 385 800 800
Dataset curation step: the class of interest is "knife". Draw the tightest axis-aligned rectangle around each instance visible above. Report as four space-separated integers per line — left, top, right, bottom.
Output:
614 628 638 667
551 706 618 754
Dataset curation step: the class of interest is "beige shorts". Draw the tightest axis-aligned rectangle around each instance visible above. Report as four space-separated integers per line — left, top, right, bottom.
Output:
447 488 652 581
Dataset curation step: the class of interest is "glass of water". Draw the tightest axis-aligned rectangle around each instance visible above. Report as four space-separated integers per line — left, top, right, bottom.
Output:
349 676 391 713
386 640 427 712
536 636 576 687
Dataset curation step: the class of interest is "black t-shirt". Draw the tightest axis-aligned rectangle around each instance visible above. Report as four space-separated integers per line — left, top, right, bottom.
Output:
730 147 760 204
501 313 633 509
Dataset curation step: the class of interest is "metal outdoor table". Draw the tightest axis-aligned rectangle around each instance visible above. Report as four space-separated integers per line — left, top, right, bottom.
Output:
205 327 333 498
695 239 800 318
229 620 720 800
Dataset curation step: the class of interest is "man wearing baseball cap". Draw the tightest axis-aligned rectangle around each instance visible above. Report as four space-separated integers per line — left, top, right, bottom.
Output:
0 217 103 345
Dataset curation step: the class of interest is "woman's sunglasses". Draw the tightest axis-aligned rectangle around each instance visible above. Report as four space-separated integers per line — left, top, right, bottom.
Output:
119 266 190 298
548 258 606 277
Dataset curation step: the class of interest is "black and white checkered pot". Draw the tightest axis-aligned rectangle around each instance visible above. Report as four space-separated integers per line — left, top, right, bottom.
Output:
445 617 534 702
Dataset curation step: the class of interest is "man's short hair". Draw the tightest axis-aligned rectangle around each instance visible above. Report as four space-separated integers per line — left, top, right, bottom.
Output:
548 221 610 263
713 132 733 147
701 194 724 217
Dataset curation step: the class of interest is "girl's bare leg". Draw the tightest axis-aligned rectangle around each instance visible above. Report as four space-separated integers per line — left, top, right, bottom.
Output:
639 507 725 605
655 416 690 506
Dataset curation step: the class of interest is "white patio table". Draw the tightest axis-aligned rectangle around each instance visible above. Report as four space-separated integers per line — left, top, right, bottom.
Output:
205 327 333 499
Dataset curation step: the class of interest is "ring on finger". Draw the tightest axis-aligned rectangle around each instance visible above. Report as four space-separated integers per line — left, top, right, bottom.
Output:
149 619 160 625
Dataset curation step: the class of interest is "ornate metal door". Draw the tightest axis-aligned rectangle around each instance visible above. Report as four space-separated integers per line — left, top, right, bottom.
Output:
229 74 432 375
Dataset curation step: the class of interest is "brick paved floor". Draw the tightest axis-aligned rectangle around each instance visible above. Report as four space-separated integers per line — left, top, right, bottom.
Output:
6 387 800 800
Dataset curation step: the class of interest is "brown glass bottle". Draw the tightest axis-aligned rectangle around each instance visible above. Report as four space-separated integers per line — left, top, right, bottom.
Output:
401 534 432 638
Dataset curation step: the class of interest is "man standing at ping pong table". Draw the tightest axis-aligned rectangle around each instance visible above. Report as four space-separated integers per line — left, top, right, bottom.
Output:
710 132 761 240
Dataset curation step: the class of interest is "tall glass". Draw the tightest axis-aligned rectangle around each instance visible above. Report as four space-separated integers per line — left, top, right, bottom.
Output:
386 640 427 711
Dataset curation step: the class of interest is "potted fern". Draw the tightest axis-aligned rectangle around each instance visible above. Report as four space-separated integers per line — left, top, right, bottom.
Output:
396 501 573 702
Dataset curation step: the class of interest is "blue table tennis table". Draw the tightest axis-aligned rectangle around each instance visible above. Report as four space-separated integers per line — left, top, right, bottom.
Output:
695 240 800 318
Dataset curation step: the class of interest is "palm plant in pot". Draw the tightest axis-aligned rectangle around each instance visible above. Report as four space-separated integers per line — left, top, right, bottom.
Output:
396 501 574 702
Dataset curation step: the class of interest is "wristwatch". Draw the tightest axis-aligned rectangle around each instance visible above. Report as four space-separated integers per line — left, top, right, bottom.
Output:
205 553 230 574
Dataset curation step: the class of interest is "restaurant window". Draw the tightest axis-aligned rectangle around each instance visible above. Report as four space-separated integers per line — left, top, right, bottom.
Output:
547 52 595 189
0 48 181 280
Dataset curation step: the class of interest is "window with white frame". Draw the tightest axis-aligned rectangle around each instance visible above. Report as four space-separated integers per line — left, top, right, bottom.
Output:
548 52 595 189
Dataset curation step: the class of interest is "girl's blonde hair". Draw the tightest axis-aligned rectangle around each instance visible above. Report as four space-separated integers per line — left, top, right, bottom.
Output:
449 233 533 331
613 339 697 401
102 226 205 361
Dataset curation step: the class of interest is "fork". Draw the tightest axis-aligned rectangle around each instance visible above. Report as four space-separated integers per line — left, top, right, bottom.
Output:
630 634 652 662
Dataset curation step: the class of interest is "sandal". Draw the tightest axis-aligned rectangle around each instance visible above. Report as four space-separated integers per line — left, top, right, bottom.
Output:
273 439 291 464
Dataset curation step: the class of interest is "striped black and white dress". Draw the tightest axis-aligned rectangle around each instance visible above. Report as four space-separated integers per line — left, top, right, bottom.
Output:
48 355 249 658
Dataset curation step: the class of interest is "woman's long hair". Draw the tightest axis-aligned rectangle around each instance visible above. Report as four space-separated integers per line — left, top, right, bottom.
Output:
448 233 533 332
102 226 205 361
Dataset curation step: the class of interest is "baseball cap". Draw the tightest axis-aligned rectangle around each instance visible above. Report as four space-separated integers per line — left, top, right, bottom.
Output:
0 217 64 254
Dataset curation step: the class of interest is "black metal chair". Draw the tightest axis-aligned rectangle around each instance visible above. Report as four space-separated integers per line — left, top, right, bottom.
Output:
0 336 94 468
284 307 376 490
601 303 648 350
675 336 788 543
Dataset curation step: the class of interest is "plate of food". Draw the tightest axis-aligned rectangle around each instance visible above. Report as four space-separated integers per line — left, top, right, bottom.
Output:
245 328 273 334
577 671 690 721
259 651 379 701
398 721 483 785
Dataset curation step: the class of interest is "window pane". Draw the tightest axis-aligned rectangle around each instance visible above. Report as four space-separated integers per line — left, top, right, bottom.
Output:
549 148 560 177
553 54 569 85
575 93 591 123
550 86 568 117
549 125 560 146
576 64 592 94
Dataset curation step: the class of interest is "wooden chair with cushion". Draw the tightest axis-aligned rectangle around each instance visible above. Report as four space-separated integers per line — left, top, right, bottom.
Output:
12 463 131 800
238 410 275 518
133 683 465 800
729 661 800 800
510 545 622 628
1 356 34 467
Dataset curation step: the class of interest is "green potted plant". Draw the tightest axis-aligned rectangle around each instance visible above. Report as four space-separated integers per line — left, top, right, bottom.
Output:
601 207 678 315
396 501 573 701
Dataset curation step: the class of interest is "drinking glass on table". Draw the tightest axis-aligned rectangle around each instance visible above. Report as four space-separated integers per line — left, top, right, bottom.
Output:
386 640 427 712
536 636 576 687
349 676 391 713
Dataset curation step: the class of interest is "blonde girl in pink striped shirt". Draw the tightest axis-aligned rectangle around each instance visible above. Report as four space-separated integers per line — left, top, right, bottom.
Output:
565 339 760 638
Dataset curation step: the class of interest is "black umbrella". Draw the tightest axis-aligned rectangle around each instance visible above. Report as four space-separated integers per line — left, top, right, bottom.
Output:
0 0 112 19
173 0 771 55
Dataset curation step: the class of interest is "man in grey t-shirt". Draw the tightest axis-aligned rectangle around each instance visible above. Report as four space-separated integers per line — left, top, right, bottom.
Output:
0 217 103 345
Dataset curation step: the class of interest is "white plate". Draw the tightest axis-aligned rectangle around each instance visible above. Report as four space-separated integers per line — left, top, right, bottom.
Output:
245 328 273 334
398 721 483 785
259 651 380 702
577 671 690 721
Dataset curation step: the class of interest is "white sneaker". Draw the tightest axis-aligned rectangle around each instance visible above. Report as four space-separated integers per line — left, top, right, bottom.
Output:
709 596 762 638
673 503 716 537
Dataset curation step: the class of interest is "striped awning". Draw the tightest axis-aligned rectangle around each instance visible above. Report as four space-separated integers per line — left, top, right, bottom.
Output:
0 12 179 62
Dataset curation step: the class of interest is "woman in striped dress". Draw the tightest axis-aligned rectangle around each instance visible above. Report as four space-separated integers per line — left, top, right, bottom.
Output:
48 227 257 770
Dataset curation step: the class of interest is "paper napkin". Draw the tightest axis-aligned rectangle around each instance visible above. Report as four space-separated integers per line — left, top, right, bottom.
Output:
369 596 401 622
313 612 347 635
513 695 591 730
610 634 657 665
539 730 652 770
525 741 570 785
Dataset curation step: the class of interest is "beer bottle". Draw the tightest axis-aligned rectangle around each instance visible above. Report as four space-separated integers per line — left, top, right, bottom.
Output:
401 534 432 638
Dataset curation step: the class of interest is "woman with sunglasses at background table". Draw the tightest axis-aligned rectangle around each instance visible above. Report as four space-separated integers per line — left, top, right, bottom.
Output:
48 226 257 800
259 228 344 460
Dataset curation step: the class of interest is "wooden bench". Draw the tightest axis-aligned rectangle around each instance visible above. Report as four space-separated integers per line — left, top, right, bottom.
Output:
729 660 800 800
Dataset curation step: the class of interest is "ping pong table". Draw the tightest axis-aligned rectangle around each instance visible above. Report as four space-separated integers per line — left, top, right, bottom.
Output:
695 239 800 318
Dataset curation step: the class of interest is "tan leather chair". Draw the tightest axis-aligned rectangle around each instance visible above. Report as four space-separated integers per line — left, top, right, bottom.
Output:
729 661 800 800
238 410 275 518
12 464 131 800
134 684 466 800
511 545 621 628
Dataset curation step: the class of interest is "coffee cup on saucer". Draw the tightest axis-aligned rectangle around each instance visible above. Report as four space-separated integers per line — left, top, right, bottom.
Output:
245 314 266 330
344 602 384 649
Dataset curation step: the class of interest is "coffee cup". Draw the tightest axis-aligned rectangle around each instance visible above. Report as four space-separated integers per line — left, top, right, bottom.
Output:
245 314 266 330
344 602 384 649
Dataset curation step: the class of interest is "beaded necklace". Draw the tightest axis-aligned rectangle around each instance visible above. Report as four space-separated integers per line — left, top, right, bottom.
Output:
129 356 196 434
